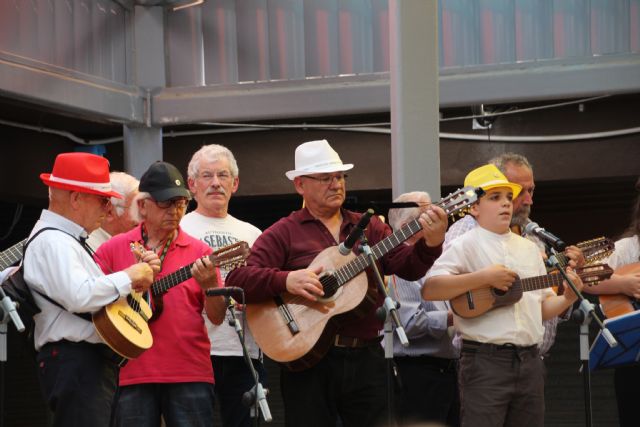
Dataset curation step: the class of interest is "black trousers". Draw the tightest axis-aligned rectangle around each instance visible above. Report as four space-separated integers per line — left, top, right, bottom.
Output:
458 341 544 427
394 355 460 427
212 355 268 427
36 340 120 427
614 364 640 427
280 345 387 427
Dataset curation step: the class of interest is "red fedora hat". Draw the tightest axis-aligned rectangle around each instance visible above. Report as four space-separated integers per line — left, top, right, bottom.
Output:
40 152 123 199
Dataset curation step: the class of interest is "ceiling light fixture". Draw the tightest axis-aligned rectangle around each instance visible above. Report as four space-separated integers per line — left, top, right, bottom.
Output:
172 0 204 11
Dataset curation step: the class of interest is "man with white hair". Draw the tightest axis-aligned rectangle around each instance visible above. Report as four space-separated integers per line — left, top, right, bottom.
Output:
181 144 265 427
86 171 140 251
226 139 448 427
387 191 460 427
23 152 156 427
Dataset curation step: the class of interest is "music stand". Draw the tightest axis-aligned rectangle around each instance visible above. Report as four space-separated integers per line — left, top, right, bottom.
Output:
589 310 640 371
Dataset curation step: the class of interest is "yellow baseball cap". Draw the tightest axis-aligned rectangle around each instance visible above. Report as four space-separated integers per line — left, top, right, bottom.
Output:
464 164 522 198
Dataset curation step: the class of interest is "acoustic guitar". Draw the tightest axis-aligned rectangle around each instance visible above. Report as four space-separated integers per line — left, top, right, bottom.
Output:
0 238 27 271
450 264 613 318
93 241 250 360
598 263 640 318
246 185 484 371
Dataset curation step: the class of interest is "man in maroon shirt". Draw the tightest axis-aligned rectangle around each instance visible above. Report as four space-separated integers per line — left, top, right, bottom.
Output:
226 139 447 427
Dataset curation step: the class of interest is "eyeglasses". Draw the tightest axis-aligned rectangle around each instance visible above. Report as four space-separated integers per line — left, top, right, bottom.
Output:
302 173 348 185
197 171 233 183
152 198 189 209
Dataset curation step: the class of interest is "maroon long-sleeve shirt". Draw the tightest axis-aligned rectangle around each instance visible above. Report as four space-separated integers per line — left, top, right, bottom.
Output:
226 207 442 339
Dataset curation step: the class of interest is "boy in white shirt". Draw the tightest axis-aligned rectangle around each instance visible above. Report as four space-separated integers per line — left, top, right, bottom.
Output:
422 164 583 427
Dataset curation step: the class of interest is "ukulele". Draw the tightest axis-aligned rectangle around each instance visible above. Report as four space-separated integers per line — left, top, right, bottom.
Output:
450 264 613 319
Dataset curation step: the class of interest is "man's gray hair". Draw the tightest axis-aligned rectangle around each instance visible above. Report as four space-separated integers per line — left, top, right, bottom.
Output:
132 191 152 223
388 191 431 231
109 172 139 216
187 144 239 179
489 152 533 174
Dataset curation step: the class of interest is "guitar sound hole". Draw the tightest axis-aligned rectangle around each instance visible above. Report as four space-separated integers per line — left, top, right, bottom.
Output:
493 289 507 297
320 274 339 299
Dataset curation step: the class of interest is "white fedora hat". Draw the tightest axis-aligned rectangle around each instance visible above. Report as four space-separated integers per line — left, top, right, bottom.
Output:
285 139 354 180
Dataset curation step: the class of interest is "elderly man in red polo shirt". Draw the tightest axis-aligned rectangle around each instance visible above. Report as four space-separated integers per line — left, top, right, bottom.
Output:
23 152 157 427
95 161 227 427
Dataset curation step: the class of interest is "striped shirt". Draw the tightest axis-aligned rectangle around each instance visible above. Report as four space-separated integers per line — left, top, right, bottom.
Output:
389 275 459 359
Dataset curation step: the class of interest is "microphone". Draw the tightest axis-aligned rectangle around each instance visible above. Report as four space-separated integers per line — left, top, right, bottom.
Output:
0 290 25 332
205 286 244 297
523 221 567 251
338 209 374 256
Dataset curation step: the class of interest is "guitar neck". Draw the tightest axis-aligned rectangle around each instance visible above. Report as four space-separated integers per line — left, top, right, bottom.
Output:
330 186 482 287
551 253 569 268
334 218 422 285
151 264 194 295
518 274 565 292
0 238 27 271
149 242 249 295
333 195 457 286
519 265 611 292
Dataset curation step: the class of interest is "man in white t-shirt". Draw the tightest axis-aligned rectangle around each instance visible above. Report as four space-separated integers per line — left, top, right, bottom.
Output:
181 144 264 427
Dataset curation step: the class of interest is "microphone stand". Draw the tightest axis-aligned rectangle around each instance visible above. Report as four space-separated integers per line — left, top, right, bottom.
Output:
359 234 408 427
547 249 618 427
226 294 272 424
0 285 24 427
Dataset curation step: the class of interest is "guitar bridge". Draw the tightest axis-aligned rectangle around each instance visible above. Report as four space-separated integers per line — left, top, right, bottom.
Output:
274 295 299 335
118 310 143 334
466 292 475 310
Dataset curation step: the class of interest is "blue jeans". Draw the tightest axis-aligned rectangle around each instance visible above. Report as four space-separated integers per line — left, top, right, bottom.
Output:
112 382 215 427
212 355 267 427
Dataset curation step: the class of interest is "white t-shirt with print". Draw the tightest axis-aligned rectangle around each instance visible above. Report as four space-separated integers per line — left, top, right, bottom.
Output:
181 211 262 358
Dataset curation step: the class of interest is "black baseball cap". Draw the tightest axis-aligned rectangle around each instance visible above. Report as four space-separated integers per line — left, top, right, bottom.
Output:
139 161 191 202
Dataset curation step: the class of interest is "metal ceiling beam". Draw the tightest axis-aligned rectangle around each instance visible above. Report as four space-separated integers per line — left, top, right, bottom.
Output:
0 51 145 124
152 74 391 125
440 54 640 108
152 54 640 125
1 50 637 127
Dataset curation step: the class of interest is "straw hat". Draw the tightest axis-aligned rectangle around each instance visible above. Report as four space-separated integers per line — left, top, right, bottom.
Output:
40 152 123 199
285 140 353 180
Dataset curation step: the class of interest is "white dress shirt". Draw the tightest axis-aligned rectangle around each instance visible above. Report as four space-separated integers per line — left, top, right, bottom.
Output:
23 210 132 350
427 226 552 347
444 215 562 356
